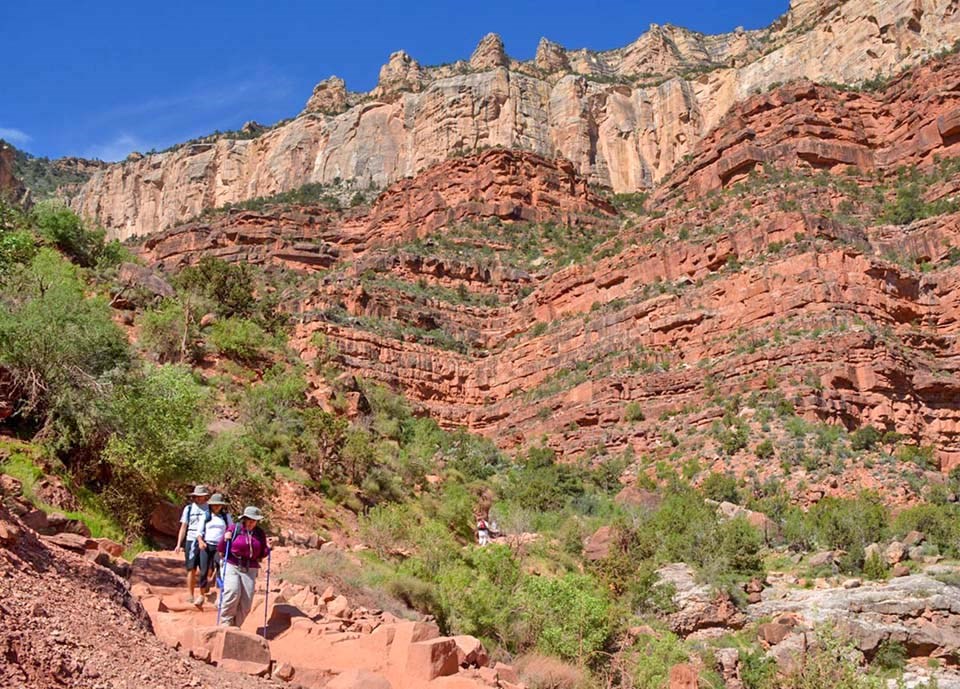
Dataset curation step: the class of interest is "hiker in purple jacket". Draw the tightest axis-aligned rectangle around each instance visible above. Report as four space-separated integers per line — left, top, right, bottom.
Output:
217 505 270 627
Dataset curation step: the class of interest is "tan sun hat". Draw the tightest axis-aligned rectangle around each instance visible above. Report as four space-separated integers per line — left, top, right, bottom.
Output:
208 493 227 506
188 485 210 497
240 506 264 521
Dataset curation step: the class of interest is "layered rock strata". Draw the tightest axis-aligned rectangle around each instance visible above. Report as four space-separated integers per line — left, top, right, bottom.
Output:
74 0 960 239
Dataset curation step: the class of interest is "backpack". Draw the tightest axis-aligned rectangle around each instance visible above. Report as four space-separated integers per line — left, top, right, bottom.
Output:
181 502 212 546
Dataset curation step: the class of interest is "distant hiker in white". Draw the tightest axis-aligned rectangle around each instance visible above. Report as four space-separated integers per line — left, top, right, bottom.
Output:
217 506 270 627
173 485 210 605
476 515 489 546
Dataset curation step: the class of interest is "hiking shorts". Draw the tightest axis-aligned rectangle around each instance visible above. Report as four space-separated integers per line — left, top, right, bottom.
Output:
184 539 201 571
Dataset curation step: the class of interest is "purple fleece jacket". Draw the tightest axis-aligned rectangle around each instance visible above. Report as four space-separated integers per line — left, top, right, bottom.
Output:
217 524 269 568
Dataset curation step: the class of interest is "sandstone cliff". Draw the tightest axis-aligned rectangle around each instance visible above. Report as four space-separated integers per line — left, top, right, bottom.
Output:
131 51 960 491
74 0 960 239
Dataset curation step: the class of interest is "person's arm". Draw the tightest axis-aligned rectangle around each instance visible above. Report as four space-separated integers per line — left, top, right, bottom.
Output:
174 506 188 553
217 525 233 555
257 528 270 561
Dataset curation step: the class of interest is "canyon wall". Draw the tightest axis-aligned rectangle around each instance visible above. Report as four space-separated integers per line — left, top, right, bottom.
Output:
74 0 960 240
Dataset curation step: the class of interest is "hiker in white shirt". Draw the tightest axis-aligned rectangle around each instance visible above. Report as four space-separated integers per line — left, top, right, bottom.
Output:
196 493 232 607
173 485 211 605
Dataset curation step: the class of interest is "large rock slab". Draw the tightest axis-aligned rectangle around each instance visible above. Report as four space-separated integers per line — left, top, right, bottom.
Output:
750 574 960 657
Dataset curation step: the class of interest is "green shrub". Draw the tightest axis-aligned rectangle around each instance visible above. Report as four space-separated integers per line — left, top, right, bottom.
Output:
514 573 614 663
437 544 520 640
701 472 742 504
781 627 881 689
893 503 960 557
440 428 504 481
623 401 646 422
631 631 690 689
850 425 882 451
207 317 267 363
895 444 935 469
500 446 585 512
0 249 129 447
31 201 119 268
872 639 907 671
137 300 201 363
104 365 208 484
174 257 255 319
740 647 778 689
862 551 888 581
755 439 775 459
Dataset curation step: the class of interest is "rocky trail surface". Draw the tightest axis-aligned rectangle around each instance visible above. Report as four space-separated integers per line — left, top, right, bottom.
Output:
0 504 274 689
129 548 520 689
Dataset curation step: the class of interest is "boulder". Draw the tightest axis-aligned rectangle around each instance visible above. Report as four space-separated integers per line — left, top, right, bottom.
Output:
388 620 442 669
275 663 296 682
808 551 836 568
886 541 907 565
668 663 698 689
96 538 125 558
148 501 181 539
758 622 794 646
452 635 488 667
494 662 519 684
892 564 911 578
714 647 741 689
864 543 882 563
212 628 271 676
42 532 93 553
327 669 392 689
768 632 808 674
21 509 51 534
327 594 352 618
583 525 614 561
406 638 460 681
903 531 925 547
0 516 21 547
46 513 90 537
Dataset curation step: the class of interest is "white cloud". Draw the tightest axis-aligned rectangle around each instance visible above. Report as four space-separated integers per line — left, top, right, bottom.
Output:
83 133 150 162
0 127 32 147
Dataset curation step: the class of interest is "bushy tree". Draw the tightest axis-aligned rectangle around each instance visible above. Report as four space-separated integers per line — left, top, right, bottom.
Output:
436 544 520 641
137 299 202 363
31 200 120 268
0 249 129 445
514 573 614 664
174 257 255 318
103 364 209 494
207 317 268 363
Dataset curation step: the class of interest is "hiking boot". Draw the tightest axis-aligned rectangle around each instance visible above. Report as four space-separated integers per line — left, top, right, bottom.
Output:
193 595 205 607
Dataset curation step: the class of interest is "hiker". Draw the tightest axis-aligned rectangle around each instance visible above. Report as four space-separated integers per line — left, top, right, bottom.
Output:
173 485 211 605
476 515 489 546
196 493 232 608
217 505 270 627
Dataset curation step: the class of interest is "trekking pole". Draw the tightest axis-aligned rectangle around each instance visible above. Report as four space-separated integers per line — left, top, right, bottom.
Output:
216 537 232 625
261 548 272 640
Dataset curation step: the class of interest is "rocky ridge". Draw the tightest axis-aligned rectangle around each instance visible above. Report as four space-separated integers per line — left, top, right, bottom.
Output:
73 0 960 239
129 52 960 496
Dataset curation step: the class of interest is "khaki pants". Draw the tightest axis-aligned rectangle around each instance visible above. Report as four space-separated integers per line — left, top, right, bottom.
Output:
219 562 257 627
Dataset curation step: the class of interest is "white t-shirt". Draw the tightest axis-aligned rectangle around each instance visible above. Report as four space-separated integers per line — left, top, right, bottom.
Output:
180 503 210 542
203 511 232 545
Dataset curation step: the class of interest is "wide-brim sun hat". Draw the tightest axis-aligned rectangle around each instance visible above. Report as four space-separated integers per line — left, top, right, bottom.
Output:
208 493 227 506
188 485 210 497
241 506 264 521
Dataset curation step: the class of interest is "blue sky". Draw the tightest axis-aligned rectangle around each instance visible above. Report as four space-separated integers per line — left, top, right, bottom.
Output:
2 1 788 161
